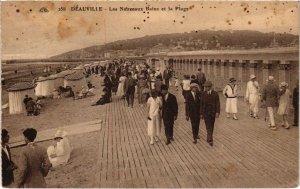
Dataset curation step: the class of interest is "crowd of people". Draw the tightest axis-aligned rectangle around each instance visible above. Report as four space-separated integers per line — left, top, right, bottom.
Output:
3 59 298 187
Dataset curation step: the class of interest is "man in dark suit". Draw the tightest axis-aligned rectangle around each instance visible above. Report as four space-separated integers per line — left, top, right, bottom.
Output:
200 81 220 146
185 83 201 144
124 72 137 108
163 67 172 88
161 84 178 145
15 128 52 188
2 129 17 187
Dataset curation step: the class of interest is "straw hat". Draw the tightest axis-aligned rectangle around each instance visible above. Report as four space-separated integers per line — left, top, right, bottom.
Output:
268 76 274 81
54 129 67 138
250 74 256 79
280 81 288 87
229 77 236 83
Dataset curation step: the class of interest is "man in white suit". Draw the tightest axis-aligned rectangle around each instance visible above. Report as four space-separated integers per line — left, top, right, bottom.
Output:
245 74 260 119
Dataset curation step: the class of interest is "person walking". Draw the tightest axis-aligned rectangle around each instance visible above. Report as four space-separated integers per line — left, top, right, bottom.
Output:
245 74 260 118
163 67 172 88
293 80 298 127
161 84 178 145
181 75 191 100
124 72 137 108
15 128 52 188
147 90 162 145
223 78 238 120
278 82 291 129
200 81 220 146
262 76 279 130
137 75 149 106
185 83 201 144
2 129 17 187
196 68 206 92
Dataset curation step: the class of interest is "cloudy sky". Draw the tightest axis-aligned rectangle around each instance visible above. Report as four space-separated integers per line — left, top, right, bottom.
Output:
1 1 298 59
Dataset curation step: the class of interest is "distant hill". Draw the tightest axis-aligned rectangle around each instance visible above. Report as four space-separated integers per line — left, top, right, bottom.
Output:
51 30 298 59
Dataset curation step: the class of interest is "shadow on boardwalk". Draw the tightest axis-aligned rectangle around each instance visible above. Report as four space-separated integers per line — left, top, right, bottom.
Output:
94 87 298 188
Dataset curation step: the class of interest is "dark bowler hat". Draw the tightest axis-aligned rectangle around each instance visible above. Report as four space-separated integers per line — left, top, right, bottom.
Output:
203 81 213 87
229 77 236 83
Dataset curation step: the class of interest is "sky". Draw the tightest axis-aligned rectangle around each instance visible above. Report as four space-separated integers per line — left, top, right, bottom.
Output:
1 1 299 59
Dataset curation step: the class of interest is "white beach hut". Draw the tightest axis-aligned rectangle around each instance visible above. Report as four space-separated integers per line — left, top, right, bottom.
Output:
64 72 87 93
35 76 47 97
7 82 36 114
35 76 56 97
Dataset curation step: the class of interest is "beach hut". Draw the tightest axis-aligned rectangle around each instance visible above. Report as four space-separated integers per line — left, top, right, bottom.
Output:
49 73 64 89
35 76 55 97
35 76 47 97
64 72 87 93
7 82 36 114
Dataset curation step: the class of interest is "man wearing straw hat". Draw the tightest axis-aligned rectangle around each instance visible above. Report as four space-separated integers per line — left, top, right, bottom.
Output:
185 83 201 144
245 74 260 119
262 76 279 130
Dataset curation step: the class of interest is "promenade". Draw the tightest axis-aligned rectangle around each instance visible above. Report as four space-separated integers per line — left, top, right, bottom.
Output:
93 87 298 188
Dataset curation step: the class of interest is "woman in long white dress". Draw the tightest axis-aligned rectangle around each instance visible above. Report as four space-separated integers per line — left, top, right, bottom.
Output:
278 82 291 129
47 129 72 168
116 73 127 97
147 90 162 145
223 78 239 120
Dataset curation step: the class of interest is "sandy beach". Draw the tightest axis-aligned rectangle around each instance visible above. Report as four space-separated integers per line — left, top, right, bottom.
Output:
2 74 106 187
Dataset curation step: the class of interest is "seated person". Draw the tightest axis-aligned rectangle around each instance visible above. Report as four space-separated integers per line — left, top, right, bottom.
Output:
47 129 72 168
87 82 94 89
78 86 88 99
64 86 75 100
25 98 36 116
52 89 60 99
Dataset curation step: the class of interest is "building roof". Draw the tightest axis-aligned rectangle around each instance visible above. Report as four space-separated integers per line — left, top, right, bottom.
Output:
65 72 85 81
7 82 36 92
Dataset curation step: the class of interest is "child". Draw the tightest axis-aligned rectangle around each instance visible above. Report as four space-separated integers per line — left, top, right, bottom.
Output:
278 82 291 129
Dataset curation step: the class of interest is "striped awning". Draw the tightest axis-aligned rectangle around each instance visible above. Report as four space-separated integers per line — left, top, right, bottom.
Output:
7 82 36 92
65 72 85 81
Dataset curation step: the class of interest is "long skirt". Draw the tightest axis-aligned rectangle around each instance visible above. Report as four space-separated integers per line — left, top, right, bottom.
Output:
116 83 124 97
138 87 148 104
249 94 259 114
225 98 238 113
147 115 161 137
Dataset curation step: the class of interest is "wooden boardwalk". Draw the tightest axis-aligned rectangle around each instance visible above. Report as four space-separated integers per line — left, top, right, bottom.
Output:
93 88 298 188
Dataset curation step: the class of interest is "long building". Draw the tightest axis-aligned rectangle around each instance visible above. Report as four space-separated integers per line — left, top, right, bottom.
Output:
146 47 299 95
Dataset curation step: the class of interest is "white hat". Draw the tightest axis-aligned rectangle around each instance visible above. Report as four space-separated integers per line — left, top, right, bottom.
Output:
54 129 67 138
250 74 256 79
280 81 288 87
268 76 274 81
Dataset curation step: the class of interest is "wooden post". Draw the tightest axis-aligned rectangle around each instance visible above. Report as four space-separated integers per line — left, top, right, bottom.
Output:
262 60 273 84
278 61 291 85
248 60 257 76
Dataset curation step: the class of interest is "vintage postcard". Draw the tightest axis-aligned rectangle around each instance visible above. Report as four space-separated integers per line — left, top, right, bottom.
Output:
1 1 299 188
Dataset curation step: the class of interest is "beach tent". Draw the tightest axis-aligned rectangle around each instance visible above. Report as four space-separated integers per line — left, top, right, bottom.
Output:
64 72 87 93
49 73 64 89
35 76 47 97
59 70 76 77
35 76 55 97
7 82 36 114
